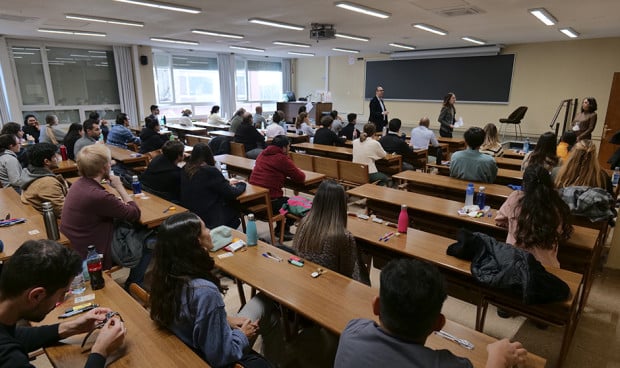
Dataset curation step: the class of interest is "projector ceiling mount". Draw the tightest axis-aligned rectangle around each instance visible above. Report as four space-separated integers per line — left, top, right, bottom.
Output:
310 23 336 42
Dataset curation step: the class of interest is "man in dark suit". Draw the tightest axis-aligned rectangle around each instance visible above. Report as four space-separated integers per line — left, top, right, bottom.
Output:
369 86 388 133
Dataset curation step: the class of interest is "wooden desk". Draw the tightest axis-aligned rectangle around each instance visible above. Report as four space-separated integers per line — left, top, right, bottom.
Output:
392 170 513 208
0 188 69 260
105 144 149 165
53 159 78 175
214 233 545 368
208 130 235 138
39 274 209 368
425 163 523 186
193 121 230 131
495 157 523 170
214 154 325 192
347 184 597 273
503 149 526 159
291 142 402 172
66 178 187 228
437 137 467 155
163 123 207 134
342 139 448 153
265 133 309 144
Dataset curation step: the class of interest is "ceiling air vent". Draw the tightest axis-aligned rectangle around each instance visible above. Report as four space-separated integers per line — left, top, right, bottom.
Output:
436 6 484 17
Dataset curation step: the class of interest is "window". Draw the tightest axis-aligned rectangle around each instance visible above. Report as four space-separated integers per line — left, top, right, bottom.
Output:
235 58 282 111
153 52 219 117
9 42 121 123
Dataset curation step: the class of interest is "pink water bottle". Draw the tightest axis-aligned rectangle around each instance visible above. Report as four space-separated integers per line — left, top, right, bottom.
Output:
397 204 409 233
59 145 68 161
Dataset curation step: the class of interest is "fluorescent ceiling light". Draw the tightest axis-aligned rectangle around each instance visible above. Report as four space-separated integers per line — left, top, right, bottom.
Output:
332 47 359 54
559 27 580 38
273 41 311 48
113 0 201 14
334 1 390 19
390 45 501 60
389 43 415 50
335 33 369 42
150 37 198 45
12 51 35 55
528 8 557 26
288 51 315 56
229 45 265 52
191 29 244 39
248 18 304 31
65 14 144 27
413 23 447 36
38 28 106 37
88 50 107 54
461 36 485 45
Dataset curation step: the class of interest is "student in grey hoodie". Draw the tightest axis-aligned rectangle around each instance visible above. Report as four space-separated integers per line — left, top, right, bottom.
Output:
0 134 23 192
20 142 68 217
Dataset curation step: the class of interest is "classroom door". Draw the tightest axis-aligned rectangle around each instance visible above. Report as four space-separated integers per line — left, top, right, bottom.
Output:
599 72 620 169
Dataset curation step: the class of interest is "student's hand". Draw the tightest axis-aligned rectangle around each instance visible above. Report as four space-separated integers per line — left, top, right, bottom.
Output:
228 316 250 328
239 319 259 340
91 316 126 358
450 124 455 128
486 338 527 368
108 174 124 190
58 307 114 338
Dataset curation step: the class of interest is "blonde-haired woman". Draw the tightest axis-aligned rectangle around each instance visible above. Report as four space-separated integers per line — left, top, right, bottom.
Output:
555 139 613 195
295 111 315 137
352 123 389 186
293 180 369 284
480 123 504 157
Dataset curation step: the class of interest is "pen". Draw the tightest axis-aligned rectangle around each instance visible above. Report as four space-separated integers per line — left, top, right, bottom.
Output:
383 232 395 242
163 206 176 213
262 253 281 262
379 232 390 241
266 252 283 261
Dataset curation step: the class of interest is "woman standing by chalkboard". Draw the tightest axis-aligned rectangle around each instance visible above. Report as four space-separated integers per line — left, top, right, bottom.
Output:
438 92 456 138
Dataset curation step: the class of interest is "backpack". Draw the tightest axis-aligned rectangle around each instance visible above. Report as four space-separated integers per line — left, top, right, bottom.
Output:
111 220 154 268
279 196 312 217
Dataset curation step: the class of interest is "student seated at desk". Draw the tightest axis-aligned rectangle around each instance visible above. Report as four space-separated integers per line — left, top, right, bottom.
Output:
207 105 228 125
352 123 389 186
107 113 140 150
139 116 167 154
141 140 184 203
340 113 360 141
234 113 265 159
181 143 246 229
555 139 614 196
480 123 504 158
334 258 527 368
521 132 560 173
20 142 68 218
496 165 572 268
295 112 315 137
0 133 24 192
0 122 28 167
265 110 286 138
449 127 498 183
150 213 282 368
380 118 418 171
0 240 126 368
293 180 370 284
556 131 577 161
63 123 83 160
313 115 346 146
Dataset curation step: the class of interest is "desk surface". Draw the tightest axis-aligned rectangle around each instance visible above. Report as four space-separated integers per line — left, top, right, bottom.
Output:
503 149 526 159
66 177 187 228
164 123 207 133
193 121 230 130
348 183 597 253
215 233 545 368
291 142 402 164
0 188 69 260
214 154 325 187
425 163 523 185
39 274 209 368
495 156 523 170
208 130 235 137
53 159 78 174
105 144 148 164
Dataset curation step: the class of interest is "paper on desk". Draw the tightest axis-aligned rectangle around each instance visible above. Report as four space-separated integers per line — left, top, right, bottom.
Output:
454 117 464 128
305 102 313 112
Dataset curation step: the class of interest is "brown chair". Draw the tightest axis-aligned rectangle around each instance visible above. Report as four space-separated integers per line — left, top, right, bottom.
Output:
338 160 370 189
186 134 211 146
289 152 314 171
132 149 162 173
129 282 150 308
230 142 246 157
313 156 339 180
126 142 139 152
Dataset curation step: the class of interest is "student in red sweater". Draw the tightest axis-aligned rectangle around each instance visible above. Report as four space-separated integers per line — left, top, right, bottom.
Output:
249 135 305 240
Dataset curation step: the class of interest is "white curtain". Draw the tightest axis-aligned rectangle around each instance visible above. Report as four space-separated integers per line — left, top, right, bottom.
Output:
282 58 292 93
113 46 139 128
0 37 14 123
217 53 236 119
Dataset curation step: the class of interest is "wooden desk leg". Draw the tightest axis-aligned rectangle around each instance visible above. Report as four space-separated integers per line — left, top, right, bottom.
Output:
236 278 247 308
265 194 278 246
476 298 489 331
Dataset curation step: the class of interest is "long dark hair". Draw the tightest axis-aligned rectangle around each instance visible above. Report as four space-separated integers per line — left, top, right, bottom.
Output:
150 212 223 327
516 165 572 249
527 132 559 169
184 143 215 179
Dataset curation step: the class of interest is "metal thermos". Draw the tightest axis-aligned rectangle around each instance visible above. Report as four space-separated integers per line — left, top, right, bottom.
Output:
42 202 60 240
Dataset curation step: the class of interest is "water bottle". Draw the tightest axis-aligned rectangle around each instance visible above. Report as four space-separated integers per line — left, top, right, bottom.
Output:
613 167 620 186
397 204 409 233
41 202 60 240
476 186 486 209
465 183 475 207
86 245 105 290
523 137 530 153
131 175 142 194
221 164 229 179
59 145 68 161
246 213 258 246
162 115 167 126
70 273 86 295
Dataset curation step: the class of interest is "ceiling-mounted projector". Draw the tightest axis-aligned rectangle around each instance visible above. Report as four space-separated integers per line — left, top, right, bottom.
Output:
310 23 335 41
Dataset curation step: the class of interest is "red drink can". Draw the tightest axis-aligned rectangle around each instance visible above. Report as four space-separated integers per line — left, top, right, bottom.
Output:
59 145 68 161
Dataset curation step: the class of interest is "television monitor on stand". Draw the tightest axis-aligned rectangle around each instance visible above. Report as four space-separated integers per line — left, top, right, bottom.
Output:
284 91 296 102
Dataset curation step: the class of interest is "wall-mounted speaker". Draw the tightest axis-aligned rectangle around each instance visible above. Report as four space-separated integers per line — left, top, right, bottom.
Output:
140 55 148 65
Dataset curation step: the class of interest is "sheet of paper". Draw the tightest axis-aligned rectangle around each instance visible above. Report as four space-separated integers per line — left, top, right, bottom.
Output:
305 102 314 112
454 117 464 128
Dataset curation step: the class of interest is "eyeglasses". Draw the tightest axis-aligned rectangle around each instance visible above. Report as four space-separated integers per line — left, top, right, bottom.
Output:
377 89 384 92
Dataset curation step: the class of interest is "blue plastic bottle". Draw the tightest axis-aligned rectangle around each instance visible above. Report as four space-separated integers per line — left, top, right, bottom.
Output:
523 137 530 153
612 167 620 186
476 186 486 209
246 213 258 246
131 175 142 195
465 183 475 207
